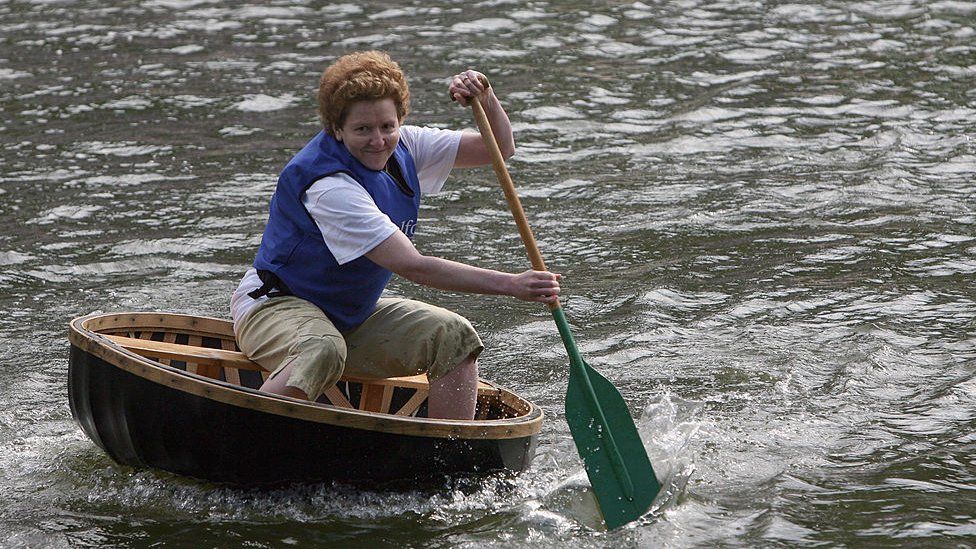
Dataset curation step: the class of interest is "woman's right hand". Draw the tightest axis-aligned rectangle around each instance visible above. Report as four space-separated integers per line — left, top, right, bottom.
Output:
509 270 561 304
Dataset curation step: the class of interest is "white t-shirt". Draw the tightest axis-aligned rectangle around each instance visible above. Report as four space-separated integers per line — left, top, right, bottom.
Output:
230 125 462 326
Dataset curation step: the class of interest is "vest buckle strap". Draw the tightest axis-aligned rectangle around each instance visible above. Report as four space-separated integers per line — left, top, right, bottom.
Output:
247 269 294 300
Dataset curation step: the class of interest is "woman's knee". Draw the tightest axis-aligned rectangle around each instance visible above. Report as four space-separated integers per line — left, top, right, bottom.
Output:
284 335 348 396
423 312 483 380
293 333 346 361
426 309 478 342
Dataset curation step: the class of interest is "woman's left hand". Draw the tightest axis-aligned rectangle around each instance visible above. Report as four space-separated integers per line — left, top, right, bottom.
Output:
449 70 489 107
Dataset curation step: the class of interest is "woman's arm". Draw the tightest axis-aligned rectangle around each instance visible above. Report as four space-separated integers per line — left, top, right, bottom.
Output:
365 230 560 304
449 70 515 166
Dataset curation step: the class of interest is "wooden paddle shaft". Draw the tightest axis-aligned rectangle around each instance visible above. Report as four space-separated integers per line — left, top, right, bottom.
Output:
469 98 560 308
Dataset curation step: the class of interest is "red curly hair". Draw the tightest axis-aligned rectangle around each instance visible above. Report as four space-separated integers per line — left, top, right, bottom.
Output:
317 51 411 135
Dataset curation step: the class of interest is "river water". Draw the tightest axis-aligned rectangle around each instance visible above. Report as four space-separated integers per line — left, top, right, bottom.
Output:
2 0 975 547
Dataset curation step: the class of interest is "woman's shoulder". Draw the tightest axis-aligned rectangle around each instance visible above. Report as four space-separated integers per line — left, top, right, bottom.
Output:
400 124 460 144
399 125 462 158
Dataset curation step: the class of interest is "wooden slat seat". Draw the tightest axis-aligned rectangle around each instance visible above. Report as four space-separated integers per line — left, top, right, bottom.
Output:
103 333 500 414
104 334 259 370
341 373 499 396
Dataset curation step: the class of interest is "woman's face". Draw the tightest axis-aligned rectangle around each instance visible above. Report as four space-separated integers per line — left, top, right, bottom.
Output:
334 98 401 171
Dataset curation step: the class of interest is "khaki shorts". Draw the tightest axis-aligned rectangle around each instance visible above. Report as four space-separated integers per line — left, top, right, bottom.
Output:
235 296 484 399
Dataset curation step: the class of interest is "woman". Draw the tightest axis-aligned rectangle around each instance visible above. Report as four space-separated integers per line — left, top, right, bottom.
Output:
230 51 560 420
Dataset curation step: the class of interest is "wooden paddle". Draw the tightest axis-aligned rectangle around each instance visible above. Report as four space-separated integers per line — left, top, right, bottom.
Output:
469 96 661 529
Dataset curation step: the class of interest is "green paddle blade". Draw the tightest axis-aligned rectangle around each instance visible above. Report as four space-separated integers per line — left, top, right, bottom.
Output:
565 359 661 530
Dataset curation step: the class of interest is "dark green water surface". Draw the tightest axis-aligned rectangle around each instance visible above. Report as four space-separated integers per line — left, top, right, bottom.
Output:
1 1 974 547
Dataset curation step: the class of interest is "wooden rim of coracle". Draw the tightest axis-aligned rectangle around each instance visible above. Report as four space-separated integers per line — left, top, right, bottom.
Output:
69 312 544 440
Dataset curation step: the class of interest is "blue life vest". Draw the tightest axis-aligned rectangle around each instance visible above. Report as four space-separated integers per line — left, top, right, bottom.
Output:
252 130 422 331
